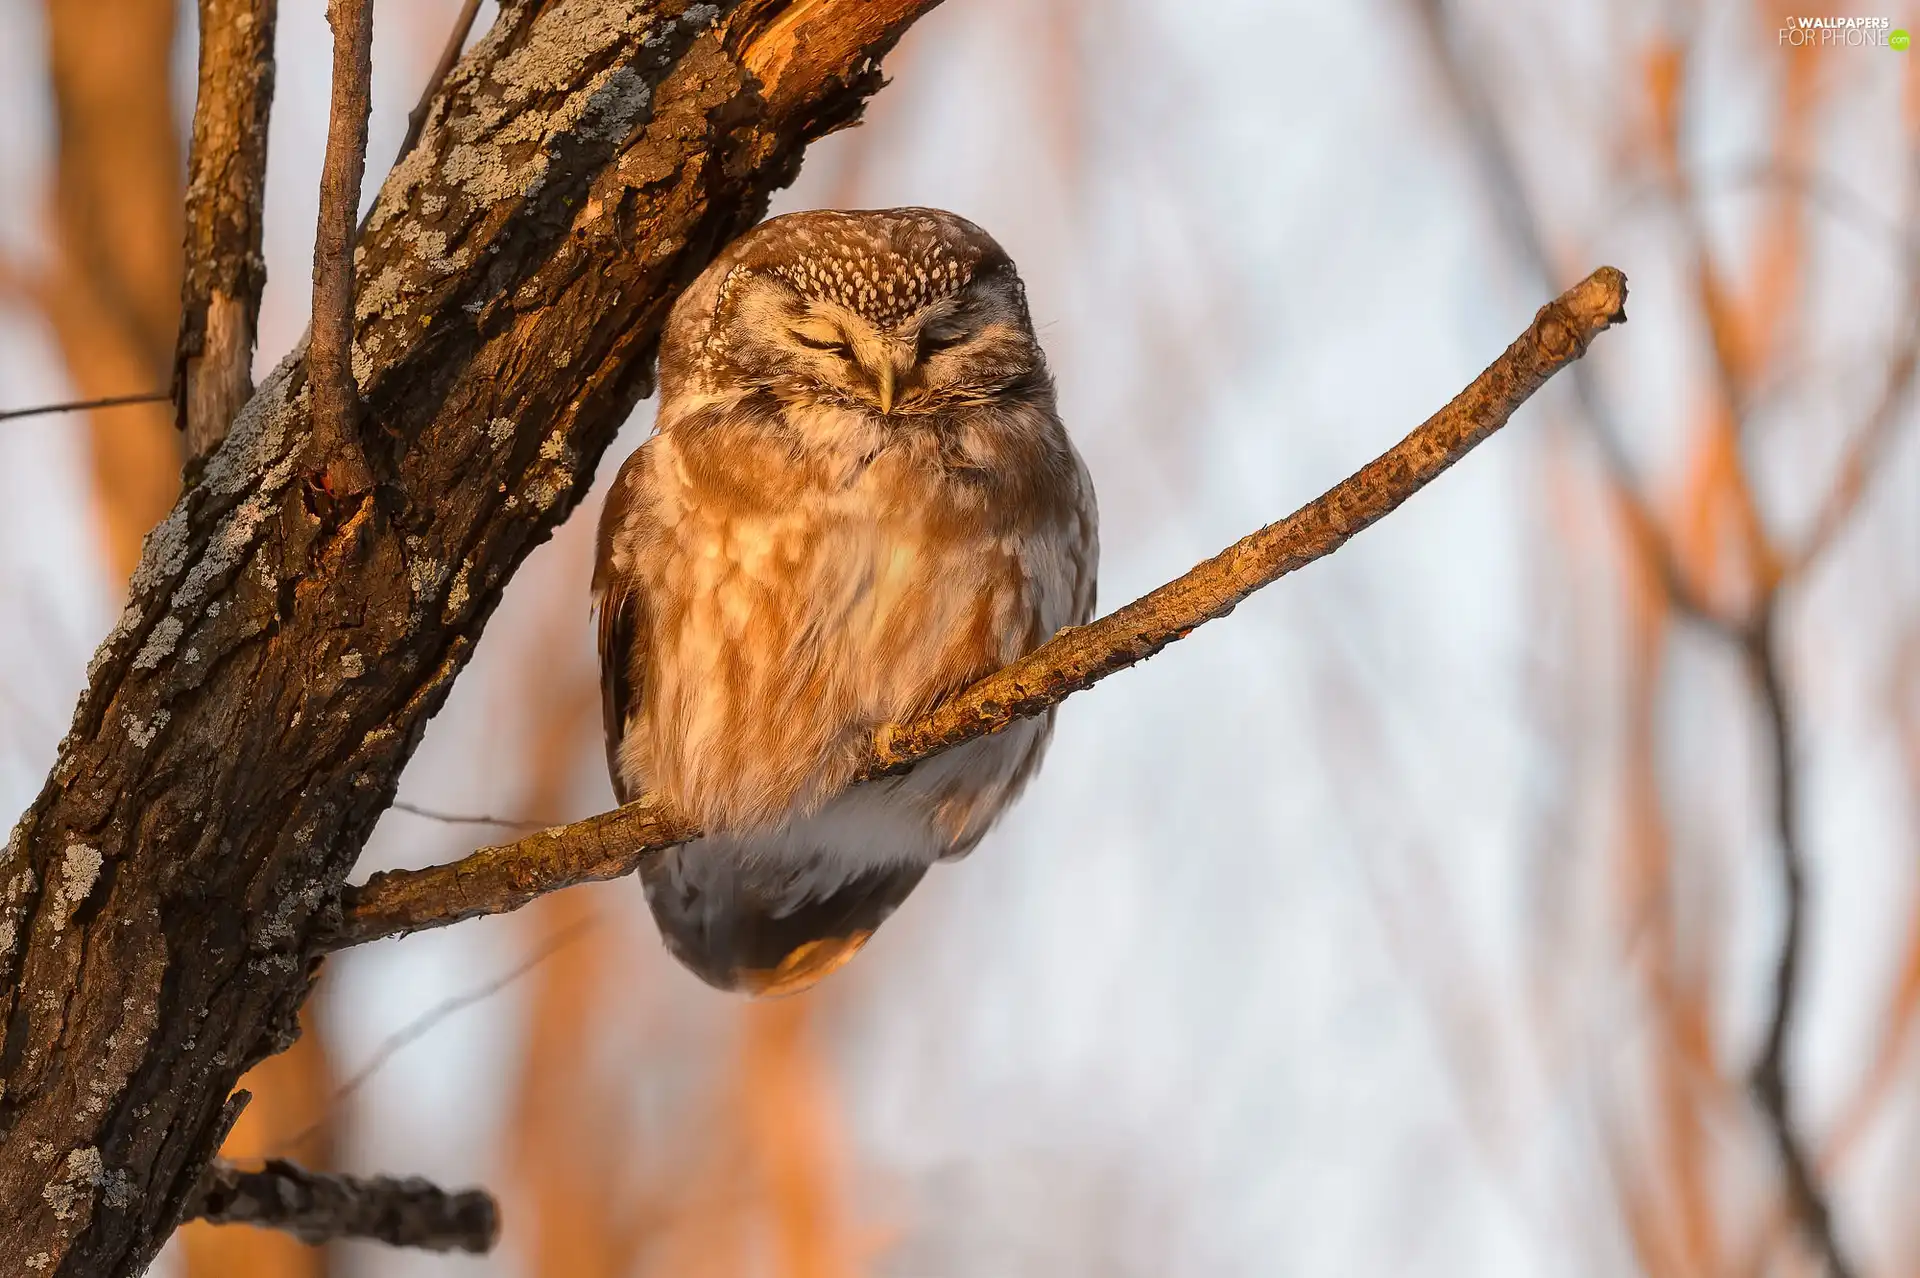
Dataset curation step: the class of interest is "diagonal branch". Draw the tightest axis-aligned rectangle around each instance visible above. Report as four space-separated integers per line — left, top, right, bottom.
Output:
187 1158 498 1254
1793 306 1920 573
395 0 484 166
323 265 1630 951
0 392 174 423
306 0 377 495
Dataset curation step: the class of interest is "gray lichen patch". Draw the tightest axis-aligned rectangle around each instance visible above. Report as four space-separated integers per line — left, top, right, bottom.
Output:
407 551 450 603
170 445 302 620
131 616 185 671
356 264 408 324
362 147 436 242
99 1168 134 1211
123 709 169 751
260 877 331 947
42 1146 104 1221
126 506 194 603
444 563 474 619
197 345 305 502
56 843 102 923
442 140 534 208
492 0 653 100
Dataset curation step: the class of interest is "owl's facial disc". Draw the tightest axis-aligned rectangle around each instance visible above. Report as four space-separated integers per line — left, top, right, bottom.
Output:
773 284 1037 417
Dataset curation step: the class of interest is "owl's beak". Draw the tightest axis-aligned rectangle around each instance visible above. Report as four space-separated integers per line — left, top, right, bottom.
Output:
875 362 895 416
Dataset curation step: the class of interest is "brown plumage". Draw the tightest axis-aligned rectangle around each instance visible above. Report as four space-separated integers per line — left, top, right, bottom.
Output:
594 208 1098 995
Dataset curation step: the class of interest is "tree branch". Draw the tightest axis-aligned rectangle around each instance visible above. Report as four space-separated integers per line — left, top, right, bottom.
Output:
1793 307 1920 573
306 0 376 495
395 0 483 167
1747 605 1858 1278
326 265 1629 950
175 0 278 459
0 392 173 423
187 1159 498 1254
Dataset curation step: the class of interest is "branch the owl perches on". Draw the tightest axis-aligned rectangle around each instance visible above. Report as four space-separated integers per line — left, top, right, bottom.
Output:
325 265 1629 952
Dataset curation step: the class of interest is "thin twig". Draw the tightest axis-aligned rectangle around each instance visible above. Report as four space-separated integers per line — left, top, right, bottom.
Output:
0 392 173 423
1746 606 1858 1278
319 266 1630 951
395 0 482 166
1793 310 1920 573
283 920 594 1154
306 0 377 495
188 1158 499 1253
387 799 552 830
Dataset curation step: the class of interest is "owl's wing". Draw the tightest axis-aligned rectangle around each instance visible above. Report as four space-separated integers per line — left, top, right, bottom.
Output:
593 453 652 806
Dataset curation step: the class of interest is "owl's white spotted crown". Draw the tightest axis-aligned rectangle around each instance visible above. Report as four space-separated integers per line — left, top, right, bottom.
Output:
722 209 997 331
763 241 972 329
682 208 1024 389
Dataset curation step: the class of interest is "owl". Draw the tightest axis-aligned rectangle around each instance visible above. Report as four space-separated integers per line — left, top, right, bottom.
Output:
594 208 1098 996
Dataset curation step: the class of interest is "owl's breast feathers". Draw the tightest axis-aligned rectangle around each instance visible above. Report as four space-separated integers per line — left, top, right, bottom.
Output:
600 389 1095 822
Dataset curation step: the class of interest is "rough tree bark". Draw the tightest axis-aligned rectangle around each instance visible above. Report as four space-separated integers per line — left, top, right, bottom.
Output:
305 0 380 497
0 2 944 1273
186 1158 497 1253
175 0 278 461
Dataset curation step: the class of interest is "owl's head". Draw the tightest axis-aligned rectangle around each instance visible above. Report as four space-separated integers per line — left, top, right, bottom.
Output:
663 208 1046 418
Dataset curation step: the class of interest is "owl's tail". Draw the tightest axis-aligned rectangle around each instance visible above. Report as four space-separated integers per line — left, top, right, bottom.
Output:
640 845 927 997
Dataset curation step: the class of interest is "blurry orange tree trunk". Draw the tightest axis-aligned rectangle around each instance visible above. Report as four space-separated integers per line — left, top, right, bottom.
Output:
40 0 186 583
39 5 340 1274
177 1007 338 1278
502 520 867 1278
739 999 861 1278
503 583 638 1278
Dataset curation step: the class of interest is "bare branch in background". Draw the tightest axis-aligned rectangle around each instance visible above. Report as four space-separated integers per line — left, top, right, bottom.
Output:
175 0 278 459
1406 0 1749 641
188 1159 499 1254
1793 308 1920 572
325 266 1629 949
306 0 377 496
387 799 552 830
1410 7 1917 1274
396 0 484 165
1746 612 1856 1278
281 921 595 1161
0 392 174 423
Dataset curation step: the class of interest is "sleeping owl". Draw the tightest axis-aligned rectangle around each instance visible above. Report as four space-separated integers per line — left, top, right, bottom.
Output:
593 207 1098 995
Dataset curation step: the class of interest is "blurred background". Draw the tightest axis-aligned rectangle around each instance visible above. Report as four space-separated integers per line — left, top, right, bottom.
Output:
1 0 1916 1274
